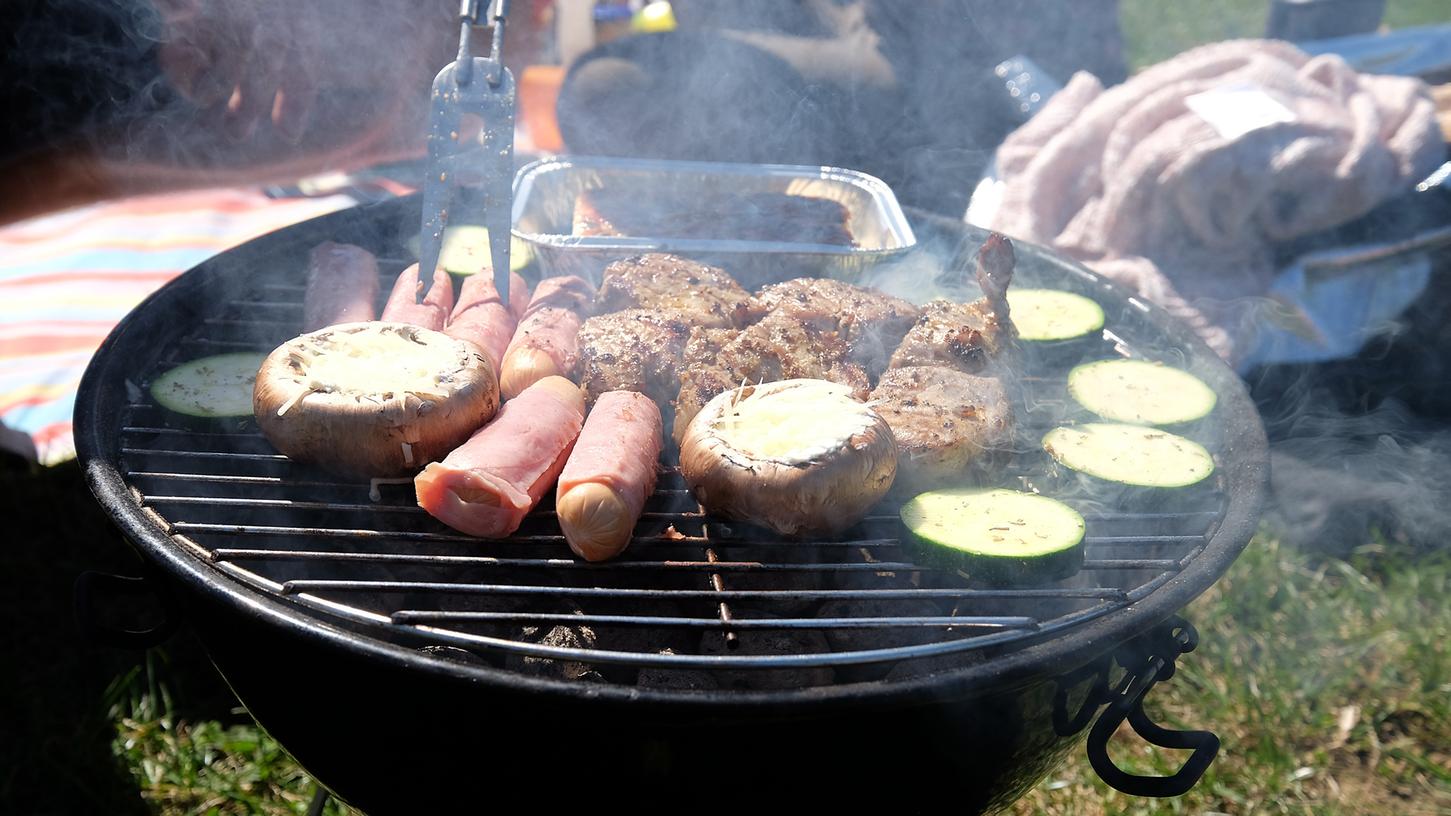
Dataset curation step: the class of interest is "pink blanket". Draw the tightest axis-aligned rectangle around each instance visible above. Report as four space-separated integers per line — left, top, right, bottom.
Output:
988 40 1443 362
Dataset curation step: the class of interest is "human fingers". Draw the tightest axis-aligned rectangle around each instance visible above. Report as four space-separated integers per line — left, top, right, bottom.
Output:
273 49 318 143
224 33 286 142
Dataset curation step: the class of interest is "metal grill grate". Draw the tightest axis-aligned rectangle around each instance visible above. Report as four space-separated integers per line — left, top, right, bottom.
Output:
107 241 1236 686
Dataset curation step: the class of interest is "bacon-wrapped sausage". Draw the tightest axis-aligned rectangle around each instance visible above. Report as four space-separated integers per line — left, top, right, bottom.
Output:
444 273 530 377
556 391 662 561
414 376 585 538
303 242 379 331
380 263 455 331
499 275 594 399
507 271 531 324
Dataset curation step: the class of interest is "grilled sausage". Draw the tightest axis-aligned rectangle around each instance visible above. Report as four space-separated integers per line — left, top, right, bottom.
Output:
414 376 586 538
302 242 379 331
380 263 455 331
507 271 531 324
499 276 594 399
556 391 662 561
445 273 523 377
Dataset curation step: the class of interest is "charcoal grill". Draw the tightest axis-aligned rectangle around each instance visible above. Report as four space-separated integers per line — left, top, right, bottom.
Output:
75 196 1267 813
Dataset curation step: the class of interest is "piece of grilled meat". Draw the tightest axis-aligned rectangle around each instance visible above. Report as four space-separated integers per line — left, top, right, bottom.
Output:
869 366 1013 496
889 233 1018 374
597 254 759 328
888 298 1008 373
576 309 693 407
758 277 920 378
574 189 855 246
673 310 871 443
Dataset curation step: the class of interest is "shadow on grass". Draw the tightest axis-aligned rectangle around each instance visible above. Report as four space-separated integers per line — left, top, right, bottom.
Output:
0 457 249 815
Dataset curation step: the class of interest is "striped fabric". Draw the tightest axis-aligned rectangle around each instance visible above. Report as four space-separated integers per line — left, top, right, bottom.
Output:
0 188 356 465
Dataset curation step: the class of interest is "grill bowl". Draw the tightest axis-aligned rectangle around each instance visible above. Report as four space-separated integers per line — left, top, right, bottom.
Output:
75 196 1266 811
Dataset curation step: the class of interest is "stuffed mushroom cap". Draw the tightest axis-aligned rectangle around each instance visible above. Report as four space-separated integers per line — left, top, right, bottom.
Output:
253 321 499 479
679 378 897 536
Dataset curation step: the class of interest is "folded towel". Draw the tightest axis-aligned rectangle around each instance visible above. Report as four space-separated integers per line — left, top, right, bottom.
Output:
987 39 1444 362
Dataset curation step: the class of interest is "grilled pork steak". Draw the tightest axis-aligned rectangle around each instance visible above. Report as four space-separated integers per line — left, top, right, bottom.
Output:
576 309 693 406
597 254 759 328
888 297 1012 374
574 189 855 246
673 311 871 443
869 365 1013 495
757 277 920 377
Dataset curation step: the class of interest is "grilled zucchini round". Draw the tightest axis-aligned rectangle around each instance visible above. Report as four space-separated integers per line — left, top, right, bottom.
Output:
900 488 1086 584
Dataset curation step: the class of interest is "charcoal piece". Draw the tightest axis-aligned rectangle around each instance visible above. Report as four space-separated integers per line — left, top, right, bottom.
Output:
505 623 603 682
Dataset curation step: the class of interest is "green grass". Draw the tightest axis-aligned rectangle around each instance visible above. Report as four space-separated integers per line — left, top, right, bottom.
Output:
1119 0 1450 70
83 529 1451 816
1013 534 1451 816
106 653 348 816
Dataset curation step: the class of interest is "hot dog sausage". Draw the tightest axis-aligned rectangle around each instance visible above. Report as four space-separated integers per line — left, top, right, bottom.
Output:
556 391 662 561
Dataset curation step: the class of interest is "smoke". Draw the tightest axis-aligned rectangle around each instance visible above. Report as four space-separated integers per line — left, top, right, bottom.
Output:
1249 271 1451 557
1 0 459 197
0 0 165 159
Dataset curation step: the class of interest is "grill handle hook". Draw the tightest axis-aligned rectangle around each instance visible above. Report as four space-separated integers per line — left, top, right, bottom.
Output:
74 570 181 650
1085 616 1219 798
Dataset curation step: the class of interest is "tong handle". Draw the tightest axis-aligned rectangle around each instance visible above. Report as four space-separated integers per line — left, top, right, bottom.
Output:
456 0 510 86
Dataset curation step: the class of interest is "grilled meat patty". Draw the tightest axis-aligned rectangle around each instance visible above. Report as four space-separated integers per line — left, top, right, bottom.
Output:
869 366 1013 495
597 254 759 328
757 277 920 377
673 311 871 443
576 309 693 407
888 297 1013 374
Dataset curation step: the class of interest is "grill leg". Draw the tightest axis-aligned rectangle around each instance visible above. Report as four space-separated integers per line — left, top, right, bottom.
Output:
306 786 331 816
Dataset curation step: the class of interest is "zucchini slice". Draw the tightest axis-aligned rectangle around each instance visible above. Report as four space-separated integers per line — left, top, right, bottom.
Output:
407 226 532 274
1005 289 1105 342
1042 423 1214 488
900 488 1086 584
1067 359 1216 426
150 352 266 417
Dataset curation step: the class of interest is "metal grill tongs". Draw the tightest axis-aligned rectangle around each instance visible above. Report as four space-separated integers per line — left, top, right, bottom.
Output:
417 0 516 305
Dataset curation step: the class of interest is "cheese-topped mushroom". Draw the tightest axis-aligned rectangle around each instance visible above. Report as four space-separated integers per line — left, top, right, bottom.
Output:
679 378 897 536
253 321 499 479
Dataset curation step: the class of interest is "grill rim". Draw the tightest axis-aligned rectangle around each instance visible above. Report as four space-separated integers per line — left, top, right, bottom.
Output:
75 198 1268 708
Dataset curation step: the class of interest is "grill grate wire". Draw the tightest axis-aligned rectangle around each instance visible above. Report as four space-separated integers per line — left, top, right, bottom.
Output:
114 255 1231 681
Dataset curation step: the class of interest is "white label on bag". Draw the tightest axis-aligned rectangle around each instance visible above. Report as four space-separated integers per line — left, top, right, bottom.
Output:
1185 83 1297 141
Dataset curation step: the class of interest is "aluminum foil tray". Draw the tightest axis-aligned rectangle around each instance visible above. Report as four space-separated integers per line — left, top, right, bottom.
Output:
511 156 916 286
